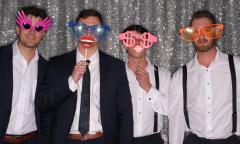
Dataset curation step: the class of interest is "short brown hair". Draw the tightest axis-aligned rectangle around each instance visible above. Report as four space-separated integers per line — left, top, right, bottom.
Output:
76 9 103 24
190 10 217 26
18 6 49 20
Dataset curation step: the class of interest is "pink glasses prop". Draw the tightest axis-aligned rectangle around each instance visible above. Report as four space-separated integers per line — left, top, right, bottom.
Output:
16 10 52 32
118 31 158 49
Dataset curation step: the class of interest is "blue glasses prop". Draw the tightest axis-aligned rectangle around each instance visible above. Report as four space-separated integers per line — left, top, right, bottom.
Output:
67 21 110 40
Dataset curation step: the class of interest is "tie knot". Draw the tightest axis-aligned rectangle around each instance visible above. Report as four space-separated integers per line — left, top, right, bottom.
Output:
86 60 90 64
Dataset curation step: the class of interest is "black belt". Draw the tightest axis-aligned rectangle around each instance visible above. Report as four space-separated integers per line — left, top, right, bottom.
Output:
184 132 240 144
133 133 163 143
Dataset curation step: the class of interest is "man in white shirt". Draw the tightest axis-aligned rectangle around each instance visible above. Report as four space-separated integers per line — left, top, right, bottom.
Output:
0 6 51 144
119 24 171 144
169 10 240 144
38 9 133 144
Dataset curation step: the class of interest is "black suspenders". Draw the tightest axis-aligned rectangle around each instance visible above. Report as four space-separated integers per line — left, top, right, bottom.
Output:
228 55 237 133
182 55 237 133
154 65 159 132
182 65 190 129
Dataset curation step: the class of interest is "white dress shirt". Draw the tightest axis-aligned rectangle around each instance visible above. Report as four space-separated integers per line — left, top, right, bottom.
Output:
68 49 102 134
125 59 170 137
169 49 240 144
6 41 38 135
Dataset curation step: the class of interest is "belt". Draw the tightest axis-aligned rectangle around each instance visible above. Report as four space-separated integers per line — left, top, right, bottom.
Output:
68 131 103 141
2 131 38 144
133 133 163 143
184 132 239 144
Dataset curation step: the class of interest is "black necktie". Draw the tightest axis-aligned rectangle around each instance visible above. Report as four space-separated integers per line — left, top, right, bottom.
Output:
79 60 90 135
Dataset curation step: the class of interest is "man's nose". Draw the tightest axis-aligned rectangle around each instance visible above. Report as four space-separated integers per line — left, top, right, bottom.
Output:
135 39 141 45
199 29 206 39
29 28 35 33
87 28 92 35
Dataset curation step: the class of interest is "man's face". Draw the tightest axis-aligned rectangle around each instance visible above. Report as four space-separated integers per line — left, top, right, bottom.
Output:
126 31 147 59
16 15 46 49
78 16 101 49
191 17 216 52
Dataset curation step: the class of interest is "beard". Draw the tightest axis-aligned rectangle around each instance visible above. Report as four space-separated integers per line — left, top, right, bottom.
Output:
193 38 216 52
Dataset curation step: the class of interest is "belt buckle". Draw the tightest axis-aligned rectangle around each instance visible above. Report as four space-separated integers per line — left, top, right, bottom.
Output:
10 136 21 144
80 134 85 141
184 131 192 137
81 133 89 141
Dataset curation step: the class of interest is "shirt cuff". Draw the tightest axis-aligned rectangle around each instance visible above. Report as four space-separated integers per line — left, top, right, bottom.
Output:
146 86 168 115
68 76 78 92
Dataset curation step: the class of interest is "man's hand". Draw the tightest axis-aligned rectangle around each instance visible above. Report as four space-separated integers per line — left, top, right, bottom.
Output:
135 66 152 92
71 60 89 83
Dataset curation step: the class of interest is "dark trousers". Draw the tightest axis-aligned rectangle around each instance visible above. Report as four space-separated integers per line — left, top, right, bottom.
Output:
0 138 39 144
67 137 104 144
183 133 240 144
133 133 164 144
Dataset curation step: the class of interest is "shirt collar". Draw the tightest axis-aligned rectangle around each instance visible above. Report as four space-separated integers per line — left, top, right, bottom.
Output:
191 47 227 70
76 48 99 66
125 58 151 72
13 40 39 61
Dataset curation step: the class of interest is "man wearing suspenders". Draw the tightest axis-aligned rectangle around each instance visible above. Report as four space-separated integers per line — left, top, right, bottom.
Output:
169 10 240 144
119 25 171 144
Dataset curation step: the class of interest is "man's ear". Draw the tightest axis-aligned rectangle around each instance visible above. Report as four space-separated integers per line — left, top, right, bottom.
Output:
16 26 20 35
41 32 46 41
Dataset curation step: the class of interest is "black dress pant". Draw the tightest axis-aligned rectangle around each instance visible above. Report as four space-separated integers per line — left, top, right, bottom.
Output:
133 133 164 144
183 132 240 144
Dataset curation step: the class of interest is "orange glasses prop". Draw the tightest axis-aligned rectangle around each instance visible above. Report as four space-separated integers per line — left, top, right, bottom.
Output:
179 24 224 42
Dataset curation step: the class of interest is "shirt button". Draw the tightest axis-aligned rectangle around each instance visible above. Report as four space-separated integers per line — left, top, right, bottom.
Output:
149 98 151 100
138 112 141 114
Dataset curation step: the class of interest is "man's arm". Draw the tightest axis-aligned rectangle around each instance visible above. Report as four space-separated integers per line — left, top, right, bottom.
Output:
146 68 171 115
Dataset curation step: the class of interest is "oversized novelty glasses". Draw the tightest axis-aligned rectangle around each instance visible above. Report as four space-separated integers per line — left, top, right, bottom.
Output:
67 21 110 40
118 31 158 49
16 10 52 32
179 24 224 42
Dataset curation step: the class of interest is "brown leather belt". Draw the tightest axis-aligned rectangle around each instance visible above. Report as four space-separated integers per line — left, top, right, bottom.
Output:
68 131 103 141
2 131 38 143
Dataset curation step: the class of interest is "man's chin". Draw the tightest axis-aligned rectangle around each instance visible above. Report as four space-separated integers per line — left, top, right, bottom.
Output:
196 46 211 52
24 44 39 49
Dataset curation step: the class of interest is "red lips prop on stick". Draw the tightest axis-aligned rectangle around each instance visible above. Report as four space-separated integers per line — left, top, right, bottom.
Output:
79 35 97 60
